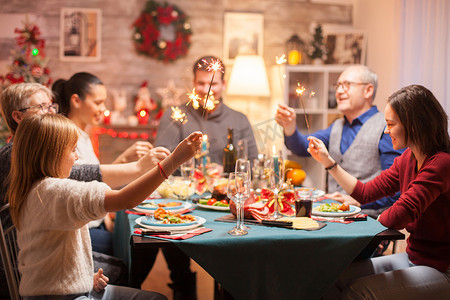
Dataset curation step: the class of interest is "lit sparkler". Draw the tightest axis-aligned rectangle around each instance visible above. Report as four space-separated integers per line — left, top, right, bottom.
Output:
198 58 224 111
170 106 188 124
186 88 218 112
275 54 287 89
296 83 310 133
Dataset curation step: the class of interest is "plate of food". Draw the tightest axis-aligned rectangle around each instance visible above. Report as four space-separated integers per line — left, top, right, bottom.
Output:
197 198 230 211
312 202 361 217
135 208 206 230
134 199 192 214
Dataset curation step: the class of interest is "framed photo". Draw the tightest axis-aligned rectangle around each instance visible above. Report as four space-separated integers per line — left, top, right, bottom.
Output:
324 31 367 65
60 8 101 62
223 12 263 63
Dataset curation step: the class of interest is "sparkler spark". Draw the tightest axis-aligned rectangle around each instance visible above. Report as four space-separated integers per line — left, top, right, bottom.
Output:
186 88 218 112
170 106 188 124
296 83 310 132
275 54 287 89
309 91 316 97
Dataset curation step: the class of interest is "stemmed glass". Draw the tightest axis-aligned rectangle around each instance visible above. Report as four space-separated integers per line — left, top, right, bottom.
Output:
235 159 251 230
180 157 195 200
227 172 250 236
269 153 284 219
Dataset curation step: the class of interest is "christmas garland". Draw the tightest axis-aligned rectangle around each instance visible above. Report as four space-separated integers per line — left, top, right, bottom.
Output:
132 0 192 63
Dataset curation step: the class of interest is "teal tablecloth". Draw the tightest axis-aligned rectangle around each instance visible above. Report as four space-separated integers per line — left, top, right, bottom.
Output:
114 207 386 300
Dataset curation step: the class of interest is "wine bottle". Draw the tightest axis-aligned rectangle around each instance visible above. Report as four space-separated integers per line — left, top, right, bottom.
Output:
223 128 237 175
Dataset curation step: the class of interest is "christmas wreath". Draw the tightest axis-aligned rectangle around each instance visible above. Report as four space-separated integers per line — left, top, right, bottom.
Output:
132 0 192 63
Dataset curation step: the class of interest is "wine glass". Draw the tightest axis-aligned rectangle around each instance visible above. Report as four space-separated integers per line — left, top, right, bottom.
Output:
227 172 250 236
235 159 251 230
269 153 284 219
180 157 195 200
237 139 248 160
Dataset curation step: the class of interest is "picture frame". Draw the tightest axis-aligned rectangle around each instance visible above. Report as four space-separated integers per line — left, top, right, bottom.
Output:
60 8 101 62
223 12 263 64
324 30 367 65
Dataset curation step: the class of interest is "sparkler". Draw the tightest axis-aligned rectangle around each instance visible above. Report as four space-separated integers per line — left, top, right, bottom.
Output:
186 88 219 112
170 106 188 124
275 54 287 90
198 58 224 111
296 83 310 133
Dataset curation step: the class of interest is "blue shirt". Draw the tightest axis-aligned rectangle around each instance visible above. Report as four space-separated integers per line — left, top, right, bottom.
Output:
285 106 405 209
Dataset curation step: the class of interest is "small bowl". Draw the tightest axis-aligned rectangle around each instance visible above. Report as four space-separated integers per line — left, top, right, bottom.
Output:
157 176 196 200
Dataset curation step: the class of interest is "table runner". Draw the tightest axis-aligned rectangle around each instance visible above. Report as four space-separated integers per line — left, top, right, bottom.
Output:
115 207 386 300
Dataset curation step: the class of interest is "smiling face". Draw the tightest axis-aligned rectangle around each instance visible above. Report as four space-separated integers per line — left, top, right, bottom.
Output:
384 103 406 150
335 68 373 121
193 70 225 110
70 84 107 129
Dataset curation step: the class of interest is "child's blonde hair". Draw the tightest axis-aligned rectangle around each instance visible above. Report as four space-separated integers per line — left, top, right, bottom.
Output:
7 114 79 228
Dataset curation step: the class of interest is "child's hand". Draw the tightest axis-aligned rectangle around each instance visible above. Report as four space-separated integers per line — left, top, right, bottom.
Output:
172 131 203 165
93 268 109 292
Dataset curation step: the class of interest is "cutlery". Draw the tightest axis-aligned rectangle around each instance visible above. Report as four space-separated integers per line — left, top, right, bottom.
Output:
261 220 293 228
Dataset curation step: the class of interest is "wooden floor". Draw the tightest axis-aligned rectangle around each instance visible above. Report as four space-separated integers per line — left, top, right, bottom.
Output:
141 230 408 300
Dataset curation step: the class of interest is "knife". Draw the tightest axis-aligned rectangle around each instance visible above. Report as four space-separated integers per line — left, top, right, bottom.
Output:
140 229 172 236
261 220 293 228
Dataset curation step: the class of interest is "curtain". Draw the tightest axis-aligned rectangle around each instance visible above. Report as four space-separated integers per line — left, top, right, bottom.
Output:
398 0 450 115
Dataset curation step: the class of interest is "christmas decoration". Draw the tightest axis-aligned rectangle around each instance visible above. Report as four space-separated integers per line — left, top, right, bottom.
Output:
156 80 185 108
133 81 163 125
132 0 192 63
307 23 327 63
0 20 51 88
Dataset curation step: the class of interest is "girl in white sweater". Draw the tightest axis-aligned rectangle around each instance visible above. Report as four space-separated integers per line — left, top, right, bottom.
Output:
7 114 202 299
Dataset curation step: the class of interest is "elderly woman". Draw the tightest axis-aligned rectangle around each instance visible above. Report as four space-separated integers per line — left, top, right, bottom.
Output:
308 84 450 298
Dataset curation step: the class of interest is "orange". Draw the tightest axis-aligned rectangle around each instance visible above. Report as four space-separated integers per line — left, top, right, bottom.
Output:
286 169 306 186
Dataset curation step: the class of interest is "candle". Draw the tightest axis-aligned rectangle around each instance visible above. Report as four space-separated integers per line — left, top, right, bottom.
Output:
272 145 279 185
137 109 149 124
103 110 111 125
202 134 208 167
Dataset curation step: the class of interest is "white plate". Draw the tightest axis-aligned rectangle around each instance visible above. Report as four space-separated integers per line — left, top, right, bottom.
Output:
197 203 230 211
133 200 192 214
313 189 325 199
312 204 361 217
135 216 206 231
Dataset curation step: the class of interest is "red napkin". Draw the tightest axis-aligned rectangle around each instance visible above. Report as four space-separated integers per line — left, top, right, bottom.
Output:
133 227 212 240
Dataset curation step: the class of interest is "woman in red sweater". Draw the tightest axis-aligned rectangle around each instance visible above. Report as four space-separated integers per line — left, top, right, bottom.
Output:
308 85 450 298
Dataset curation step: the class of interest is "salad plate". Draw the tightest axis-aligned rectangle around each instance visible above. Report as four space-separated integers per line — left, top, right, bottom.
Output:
134 199 192 214
135 216 206 231
197 203 230 211
312 203 361 217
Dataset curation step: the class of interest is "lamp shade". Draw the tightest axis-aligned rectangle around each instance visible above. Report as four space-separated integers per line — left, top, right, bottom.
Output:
227 55 271 97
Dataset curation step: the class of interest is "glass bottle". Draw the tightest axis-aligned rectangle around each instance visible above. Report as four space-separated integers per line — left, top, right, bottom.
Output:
223 128 237 175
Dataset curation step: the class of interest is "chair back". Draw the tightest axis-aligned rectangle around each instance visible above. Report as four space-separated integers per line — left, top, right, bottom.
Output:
0 203 20 300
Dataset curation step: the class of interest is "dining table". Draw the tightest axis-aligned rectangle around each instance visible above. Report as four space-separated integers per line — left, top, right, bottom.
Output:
113 201 404 300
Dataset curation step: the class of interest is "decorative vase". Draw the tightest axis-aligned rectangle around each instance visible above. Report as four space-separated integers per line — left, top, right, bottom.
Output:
312 58 324 65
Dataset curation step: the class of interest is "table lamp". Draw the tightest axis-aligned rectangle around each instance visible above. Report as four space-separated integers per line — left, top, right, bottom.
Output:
227 55 271 97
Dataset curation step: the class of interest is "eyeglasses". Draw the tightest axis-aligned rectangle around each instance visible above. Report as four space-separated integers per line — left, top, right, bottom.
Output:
333 81 369 92
19 103 59 113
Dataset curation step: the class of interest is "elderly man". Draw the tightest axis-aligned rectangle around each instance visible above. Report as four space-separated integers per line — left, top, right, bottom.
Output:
276 65 404 216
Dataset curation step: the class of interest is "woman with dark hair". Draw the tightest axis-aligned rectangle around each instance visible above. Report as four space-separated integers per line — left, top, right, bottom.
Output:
52 72 157 165
308 85 450 298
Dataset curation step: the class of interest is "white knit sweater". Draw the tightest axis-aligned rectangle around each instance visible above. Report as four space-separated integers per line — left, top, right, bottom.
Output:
17 177 110 296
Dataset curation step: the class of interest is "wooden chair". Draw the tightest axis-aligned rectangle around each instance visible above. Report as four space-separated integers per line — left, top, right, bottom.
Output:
0 203 20 300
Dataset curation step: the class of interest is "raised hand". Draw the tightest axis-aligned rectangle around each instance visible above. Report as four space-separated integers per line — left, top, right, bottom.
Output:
172 131 203 166
275 103 297 136
113 141 154 164
136 146 171 172
307 136 334 167
93 268 109 292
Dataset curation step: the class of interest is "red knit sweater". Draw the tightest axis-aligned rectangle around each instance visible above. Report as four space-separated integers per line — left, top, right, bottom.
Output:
351 148 450 272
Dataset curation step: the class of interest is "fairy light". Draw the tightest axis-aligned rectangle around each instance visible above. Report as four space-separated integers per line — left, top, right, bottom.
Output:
296 83 310 132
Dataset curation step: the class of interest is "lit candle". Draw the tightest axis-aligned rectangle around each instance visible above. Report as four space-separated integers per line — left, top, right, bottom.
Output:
272 145 279 185
103 110 111 125
202 134 208 167
137 109 149 124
